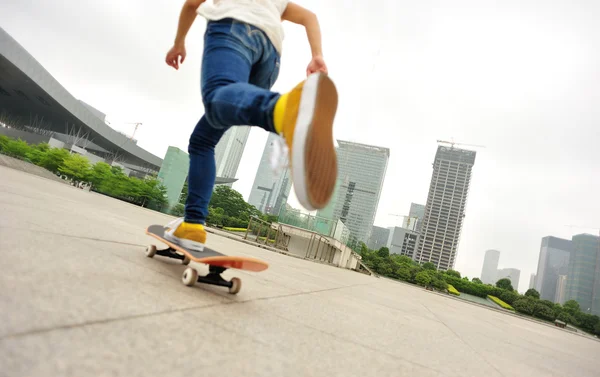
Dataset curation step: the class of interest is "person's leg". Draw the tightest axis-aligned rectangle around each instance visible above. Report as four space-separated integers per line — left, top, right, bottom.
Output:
166 19 279 251
167 19 339 251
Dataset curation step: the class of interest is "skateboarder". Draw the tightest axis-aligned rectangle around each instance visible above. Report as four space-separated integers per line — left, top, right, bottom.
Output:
163 0 338 251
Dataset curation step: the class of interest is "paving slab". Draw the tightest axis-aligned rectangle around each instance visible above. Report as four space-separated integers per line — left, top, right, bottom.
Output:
1 166 599 377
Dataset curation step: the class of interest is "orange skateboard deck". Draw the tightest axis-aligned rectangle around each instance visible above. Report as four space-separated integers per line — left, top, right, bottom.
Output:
145 225 268 294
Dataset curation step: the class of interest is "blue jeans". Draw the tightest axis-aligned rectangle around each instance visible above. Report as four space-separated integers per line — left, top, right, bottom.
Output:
185 18 281 224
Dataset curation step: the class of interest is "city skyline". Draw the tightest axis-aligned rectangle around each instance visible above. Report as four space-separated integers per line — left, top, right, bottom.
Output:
3 0 599 289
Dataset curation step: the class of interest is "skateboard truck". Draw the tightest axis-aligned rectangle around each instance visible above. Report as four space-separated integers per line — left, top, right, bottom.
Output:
146 245 241 294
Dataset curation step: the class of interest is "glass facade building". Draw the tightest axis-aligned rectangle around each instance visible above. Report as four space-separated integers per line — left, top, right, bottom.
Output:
317 140 389 244
248 133 292 215
565 234 600 315
534 236 572 302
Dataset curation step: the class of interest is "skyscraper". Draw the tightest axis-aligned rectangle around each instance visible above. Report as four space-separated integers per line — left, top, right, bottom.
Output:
529 274 536 290
402 203 426 232
248 133 292 215
317 140 389 244
387 227 419 258
414 145 476 270
157 146 189 211
565 233 600 315
534 236 572 302
367 226 391 251
481 249 500 285
214 126 250 183
497 268 521 291
555 275 568 305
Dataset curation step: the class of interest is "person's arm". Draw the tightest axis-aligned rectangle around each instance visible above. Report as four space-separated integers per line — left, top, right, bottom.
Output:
174 0 205 46
282 2 322 57
166 0 205 70
282 2 328 75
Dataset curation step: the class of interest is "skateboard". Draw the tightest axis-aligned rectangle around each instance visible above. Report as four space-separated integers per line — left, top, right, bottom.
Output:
144 225 268 294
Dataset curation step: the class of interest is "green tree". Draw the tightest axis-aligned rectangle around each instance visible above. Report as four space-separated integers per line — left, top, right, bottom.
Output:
496 278 514 291
513 297 536 315
445 269 461 278
392 255 413 266
378 260 393 277
524 288 540 299
0 135 9 151
210 185 250 218
171 203 185 217
409 265 423 283
563 300 581 315
415 271 432 287
58 154 91 183
179 179 188 204
472 277 483 284
25 143 50 165
497 290 521 305
557 311 573 324
422 262 436 271
534 302 556 321
2 138 31 158
40 148 70 172
88 162 113 189
206 207 225 226
395 265 411 281
377 247 390 258
138 176 167 207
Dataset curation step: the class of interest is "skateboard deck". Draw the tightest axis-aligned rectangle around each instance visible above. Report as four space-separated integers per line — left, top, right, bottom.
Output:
144 224 268 294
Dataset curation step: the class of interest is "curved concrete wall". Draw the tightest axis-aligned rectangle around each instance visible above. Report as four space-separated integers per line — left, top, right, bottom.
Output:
0 27 162 169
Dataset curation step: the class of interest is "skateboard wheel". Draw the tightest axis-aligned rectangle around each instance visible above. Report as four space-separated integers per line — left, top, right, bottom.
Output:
182 267 198 287
146 245 157 258
182 256 191 265
229 277 242 295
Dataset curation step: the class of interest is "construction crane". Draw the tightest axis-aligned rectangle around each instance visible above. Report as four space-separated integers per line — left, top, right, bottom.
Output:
436 139 486 149
389 213 419 230
124 122 142 140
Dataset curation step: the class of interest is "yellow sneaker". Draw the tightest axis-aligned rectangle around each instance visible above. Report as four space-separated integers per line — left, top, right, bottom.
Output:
164 218 207 252
273 72 338 210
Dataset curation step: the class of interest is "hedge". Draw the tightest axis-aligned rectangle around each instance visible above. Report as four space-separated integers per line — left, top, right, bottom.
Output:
447 284 460 296
223 227 248 232
488 295 515 311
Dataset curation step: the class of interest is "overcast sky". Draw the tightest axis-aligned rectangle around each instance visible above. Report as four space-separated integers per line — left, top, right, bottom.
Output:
2 0 599 292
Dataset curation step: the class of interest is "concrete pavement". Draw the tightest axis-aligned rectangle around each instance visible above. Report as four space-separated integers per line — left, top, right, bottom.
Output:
1 166 599 377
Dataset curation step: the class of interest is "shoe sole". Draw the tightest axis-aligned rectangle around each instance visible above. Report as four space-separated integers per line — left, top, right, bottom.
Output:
292 73 338 211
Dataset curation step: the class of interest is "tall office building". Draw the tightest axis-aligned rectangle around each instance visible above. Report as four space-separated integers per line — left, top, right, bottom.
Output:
497 268 521 291
565 234 600 315
402 203 426 232
317 140 389 244
248 133 292 215
534 236 572 302
387 227 419 258
157 146 189 211
481 249 500 285
529 274 536 290
555 275 568 305
367 226 391 251
214 126 250 183
414 145 476 270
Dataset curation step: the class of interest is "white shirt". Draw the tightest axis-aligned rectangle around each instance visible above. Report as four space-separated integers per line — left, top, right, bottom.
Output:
197 0 289 54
